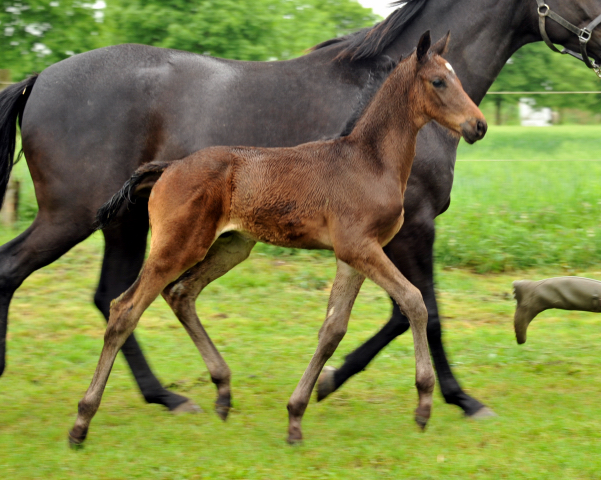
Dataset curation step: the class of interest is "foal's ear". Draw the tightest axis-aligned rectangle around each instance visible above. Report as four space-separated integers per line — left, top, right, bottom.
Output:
416 30 431 65
431 31 451 56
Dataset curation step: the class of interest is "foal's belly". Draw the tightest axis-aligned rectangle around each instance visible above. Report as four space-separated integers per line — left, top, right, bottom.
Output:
220 217 333 251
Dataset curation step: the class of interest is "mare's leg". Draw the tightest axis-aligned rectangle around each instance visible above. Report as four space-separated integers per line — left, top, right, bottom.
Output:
336 241 435 429
319 221 493 417
94 205 196 413
161 233 256 420
0 213 92 377
287 260 365 443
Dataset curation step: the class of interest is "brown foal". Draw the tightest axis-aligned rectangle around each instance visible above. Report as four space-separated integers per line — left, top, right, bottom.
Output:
69 31 486 446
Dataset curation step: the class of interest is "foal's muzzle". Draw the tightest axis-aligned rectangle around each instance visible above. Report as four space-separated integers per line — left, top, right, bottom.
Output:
461 118 487 144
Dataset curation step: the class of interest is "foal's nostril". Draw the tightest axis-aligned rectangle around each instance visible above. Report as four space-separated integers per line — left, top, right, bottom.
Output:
476 120 487 138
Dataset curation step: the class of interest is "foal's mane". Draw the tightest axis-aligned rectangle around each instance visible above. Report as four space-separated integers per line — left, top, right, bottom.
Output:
311 0 429 62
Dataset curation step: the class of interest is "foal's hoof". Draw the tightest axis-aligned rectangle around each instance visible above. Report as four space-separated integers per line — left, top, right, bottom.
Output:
316 366 337 402
215 403 230 422
170 399 202 415
415 415 429 431
467 406 497 420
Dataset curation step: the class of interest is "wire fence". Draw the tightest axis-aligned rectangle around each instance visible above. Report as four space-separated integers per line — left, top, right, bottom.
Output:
1 79 601 95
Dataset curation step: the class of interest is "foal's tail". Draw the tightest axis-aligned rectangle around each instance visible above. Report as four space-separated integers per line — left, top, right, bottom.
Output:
0 75 38 209
95 160 172 230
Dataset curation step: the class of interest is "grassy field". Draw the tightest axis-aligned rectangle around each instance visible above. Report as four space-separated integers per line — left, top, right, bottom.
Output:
0 232 600 479
1 125 601 478
437 126 601 271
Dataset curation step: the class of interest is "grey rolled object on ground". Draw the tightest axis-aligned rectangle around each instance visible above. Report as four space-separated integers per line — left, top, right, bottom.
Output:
513 277 601 344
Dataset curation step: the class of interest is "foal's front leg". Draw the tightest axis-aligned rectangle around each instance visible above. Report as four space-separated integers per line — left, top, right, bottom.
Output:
337 242 435 429
287 260 365 443
162 233 256 421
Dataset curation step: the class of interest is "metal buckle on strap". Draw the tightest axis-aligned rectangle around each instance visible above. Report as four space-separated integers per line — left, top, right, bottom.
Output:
579 28 592 44
535 0 601 76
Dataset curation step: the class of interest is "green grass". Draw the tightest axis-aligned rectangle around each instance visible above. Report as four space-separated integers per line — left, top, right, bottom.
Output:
0 232 600 479
2 126 601 477
435 125 601 272
456 125 601 161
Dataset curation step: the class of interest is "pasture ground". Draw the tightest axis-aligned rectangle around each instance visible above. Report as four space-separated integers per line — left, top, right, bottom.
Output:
0 235 600 479
1 125 601 478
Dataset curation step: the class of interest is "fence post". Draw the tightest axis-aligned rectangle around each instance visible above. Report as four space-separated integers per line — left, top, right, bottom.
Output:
0 69 10 90
1 178 20 227
0 69 20 227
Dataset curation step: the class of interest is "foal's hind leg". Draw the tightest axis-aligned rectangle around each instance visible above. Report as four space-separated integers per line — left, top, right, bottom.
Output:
70 227 218 446
69 242 210 445
95 206 196 413
336 242 435 430
162 233 256 421
287 260 365 444
69 263 172 446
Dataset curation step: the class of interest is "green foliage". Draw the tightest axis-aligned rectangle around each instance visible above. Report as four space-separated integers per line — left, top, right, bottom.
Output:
104 0 377 61
0 0 106 79
485 43 601 119
1 0 377 81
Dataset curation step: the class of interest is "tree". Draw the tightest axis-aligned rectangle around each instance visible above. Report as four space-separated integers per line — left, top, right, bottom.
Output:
103 0 377 61
488 42 601 123
1 0 378 80
0 1 106 79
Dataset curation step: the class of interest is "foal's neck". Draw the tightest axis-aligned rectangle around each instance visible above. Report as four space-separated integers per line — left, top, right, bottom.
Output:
347 59 426 188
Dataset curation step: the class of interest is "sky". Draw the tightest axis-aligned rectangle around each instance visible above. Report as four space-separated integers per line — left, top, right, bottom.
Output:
357 0 398 18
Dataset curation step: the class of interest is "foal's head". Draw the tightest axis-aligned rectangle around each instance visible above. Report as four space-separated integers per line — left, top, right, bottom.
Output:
411 31 487 144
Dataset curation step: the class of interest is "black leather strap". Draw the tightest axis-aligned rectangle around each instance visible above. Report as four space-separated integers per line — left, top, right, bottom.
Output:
535 0 601 75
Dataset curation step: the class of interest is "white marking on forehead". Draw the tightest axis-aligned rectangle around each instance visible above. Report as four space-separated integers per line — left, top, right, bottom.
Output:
445 62 455 74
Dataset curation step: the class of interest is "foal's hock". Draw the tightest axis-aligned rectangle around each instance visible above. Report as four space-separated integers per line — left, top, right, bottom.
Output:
71 31 486 446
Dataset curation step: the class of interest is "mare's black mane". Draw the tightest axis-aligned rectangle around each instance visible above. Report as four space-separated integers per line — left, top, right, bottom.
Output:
338 55 399 137
312 0 429 61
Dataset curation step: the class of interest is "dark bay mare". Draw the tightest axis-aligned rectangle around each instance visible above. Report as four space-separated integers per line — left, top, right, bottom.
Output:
68 32 486 446
1 0 601 417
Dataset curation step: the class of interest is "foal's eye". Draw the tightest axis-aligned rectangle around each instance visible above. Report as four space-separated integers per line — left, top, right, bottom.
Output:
432 79 446 88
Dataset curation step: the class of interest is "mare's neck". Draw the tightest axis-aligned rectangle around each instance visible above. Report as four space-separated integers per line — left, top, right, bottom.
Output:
384 0 537 104
347 60 425 188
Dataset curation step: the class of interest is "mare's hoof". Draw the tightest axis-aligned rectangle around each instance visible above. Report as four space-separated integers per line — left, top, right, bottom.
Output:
68 430 86 450
287 434 303 445
467 406 497 420
415 415 429 431
215 403 230 421
170 399 202 415
316 366 337 402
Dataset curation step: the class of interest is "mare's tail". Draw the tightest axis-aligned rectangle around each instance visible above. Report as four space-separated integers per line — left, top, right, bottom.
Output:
95 160 172 230
0 75 38 209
